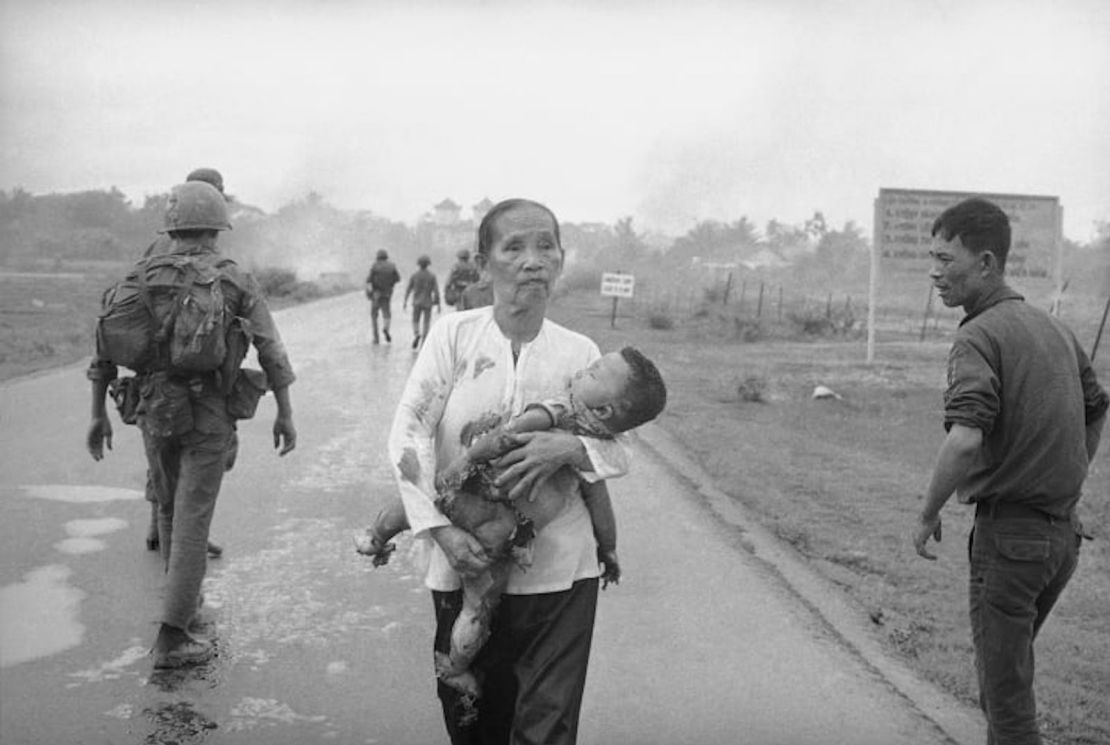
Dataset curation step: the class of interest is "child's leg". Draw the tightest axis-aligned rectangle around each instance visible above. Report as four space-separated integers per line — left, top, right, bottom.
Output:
354 498 409 566
435 559 512 696
372 499 409 543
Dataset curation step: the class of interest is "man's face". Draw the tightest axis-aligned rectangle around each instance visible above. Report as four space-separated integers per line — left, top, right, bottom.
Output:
928 234 985 311
570 352 633 414
486 205 563 305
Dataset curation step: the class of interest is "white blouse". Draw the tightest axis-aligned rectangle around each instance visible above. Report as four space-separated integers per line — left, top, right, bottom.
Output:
387 306 630 593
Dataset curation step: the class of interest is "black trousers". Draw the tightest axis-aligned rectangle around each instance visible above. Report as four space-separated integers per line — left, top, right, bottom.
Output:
433 578 599 745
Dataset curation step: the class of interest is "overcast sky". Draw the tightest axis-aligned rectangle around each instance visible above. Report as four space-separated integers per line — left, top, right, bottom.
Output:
1 0 1107 241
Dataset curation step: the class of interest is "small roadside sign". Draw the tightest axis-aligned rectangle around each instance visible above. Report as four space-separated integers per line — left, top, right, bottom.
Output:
600 272 635 298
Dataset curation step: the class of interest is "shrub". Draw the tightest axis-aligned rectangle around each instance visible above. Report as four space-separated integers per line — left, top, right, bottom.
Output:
254 267 299 298
733 317 767 342
736 374 768 403
647 312 674 330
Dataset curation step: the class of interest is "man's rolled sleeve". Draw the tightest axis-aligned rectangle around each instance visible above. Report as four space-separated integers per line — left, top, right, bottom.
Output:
943 337 999 434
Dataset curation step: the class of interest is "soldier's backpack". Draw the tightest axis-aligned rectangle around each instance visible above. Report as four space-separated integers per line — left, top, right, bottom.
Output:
96 253 235 373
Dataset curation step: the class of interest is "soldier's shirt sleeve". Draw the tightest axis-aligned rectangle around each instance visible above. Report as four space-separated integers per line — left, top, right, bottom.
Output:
241 275 296 389
87 285 119 382
943 334 999 434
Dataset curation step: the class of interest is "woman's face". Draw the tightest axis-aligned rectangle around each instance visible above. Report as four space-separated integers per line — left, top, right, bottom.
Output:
485 205 563 307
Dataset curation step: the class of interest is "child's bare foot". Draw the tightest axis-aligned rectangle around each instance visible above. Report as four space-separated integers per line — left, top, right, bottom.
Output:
353 529 396 567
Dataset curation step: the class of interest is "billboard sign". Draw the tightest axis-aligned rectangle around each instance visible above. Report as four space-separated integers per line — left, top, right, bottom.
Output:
600 272 635 298
874 188 1061 276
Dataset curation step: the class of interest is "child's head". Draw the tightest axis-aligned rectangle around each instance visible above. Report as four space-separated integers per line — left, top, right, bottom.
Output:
569 346 667 434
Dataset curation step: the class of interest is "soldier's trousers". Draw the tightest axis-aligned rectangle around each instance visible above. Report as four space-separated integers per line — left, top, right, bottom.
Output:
143 425 233 629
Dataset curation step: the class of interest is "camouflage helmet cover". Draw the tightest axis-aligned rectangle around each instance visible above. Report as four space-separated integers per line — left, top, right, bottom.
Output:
160 181 232 233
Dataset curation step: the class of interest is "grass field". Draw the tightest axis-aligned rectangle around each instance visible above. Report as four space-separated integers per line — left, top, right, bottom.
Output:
3 269 1108 743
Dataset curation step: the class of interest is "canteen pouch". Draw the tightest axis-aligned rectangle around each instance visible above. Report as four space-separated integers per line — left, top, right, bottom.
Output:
227 368 268 420
137 373 194 438
108 376 141 425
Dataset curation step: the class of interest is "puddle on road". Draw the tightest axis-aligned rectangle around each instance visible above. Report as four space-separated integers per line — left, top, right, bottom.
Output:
21 485 144 503
0 564 86 667
56 517 129 555
67 642 149 686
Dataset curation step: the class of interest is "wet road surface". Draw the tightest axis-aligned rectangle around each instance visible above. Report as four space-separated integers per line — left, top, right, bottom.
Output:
0 292 984 744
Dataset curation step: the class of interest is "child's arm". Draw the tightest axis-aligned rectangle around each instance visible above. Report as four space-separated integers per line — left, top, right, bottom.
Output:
582 480 620 588
464 404 561 464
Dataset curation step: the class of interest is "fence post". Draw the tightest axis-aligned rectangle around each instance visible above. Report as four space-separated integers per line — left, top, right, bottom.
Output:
723 272 733 305
757 281 765 319
919 285 935 342
1092 294 1110 361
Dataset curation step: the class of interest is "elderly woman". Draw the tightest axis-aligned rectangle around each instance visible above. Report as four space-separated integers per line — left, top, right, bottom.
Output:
386 198 629 744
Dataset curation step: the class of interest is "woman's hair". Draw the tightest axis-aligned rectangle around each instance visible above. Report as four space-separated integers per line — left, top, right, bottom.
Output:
931 197 1011 269
609 346 667 432
477 199 562 257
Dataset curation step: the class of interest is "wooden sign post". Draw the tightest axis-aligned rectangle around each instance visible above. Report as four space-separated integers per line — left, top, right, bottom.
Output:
600 272 635 328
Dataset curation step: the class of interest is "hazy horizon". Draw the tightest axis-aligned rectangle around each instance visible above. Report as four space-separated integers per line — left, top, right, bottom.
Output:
2 0 1108 241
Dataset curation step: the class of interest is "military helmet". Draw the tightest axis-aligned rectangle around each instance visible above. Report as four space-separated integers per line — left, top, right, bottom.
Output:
456 248 470 260
185 167 225 194
417 254 431 267
160 181 232 233
376 249 388 260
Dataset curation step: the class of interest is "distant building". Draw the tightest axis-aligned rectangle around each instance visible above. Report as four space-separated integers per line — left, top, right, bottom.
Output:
417 197 494 259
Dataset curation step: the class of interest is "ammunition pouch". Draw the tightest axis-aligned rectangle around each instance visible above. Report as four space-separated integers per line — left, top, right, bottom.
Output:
226 368 268 420
108 376 141 426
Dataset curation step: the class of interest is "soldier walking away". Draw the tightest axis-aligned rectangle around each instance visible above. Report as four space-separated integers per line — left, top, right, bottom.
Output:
365 249 402 344
87 181 298 670
142 167 231 557
443 248 481 308
403 254 440 350
912 197 1108 745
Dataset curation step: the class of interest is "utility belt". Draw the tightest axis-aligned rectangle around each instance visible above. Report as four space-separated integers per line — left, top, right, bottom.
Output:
974 500 1065 523
974 499 1091 539
111 367 266 434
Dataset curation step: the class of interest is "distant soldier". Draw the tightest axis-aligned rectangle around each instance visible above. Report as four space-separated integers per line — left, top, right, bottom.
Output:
88 181 298 669
403 254 440 350
365 249 402 344
443 248 481 308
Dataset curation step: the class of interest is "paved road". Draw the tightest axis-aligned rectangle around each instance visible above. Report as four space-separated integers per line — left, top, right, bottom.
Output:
0 292 985 744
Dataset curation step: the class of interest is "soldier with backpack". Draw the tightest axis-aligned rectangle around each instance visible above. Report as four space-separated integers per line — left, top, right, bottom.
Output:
443 248 480 308
86 180 298 670
140 167 230 557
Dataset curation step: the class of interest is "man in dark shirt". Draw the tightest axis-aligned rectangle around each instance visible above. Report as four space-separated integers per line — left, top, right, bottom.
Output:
403 254 440 350
366 249 402 344
913 197 1107 745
